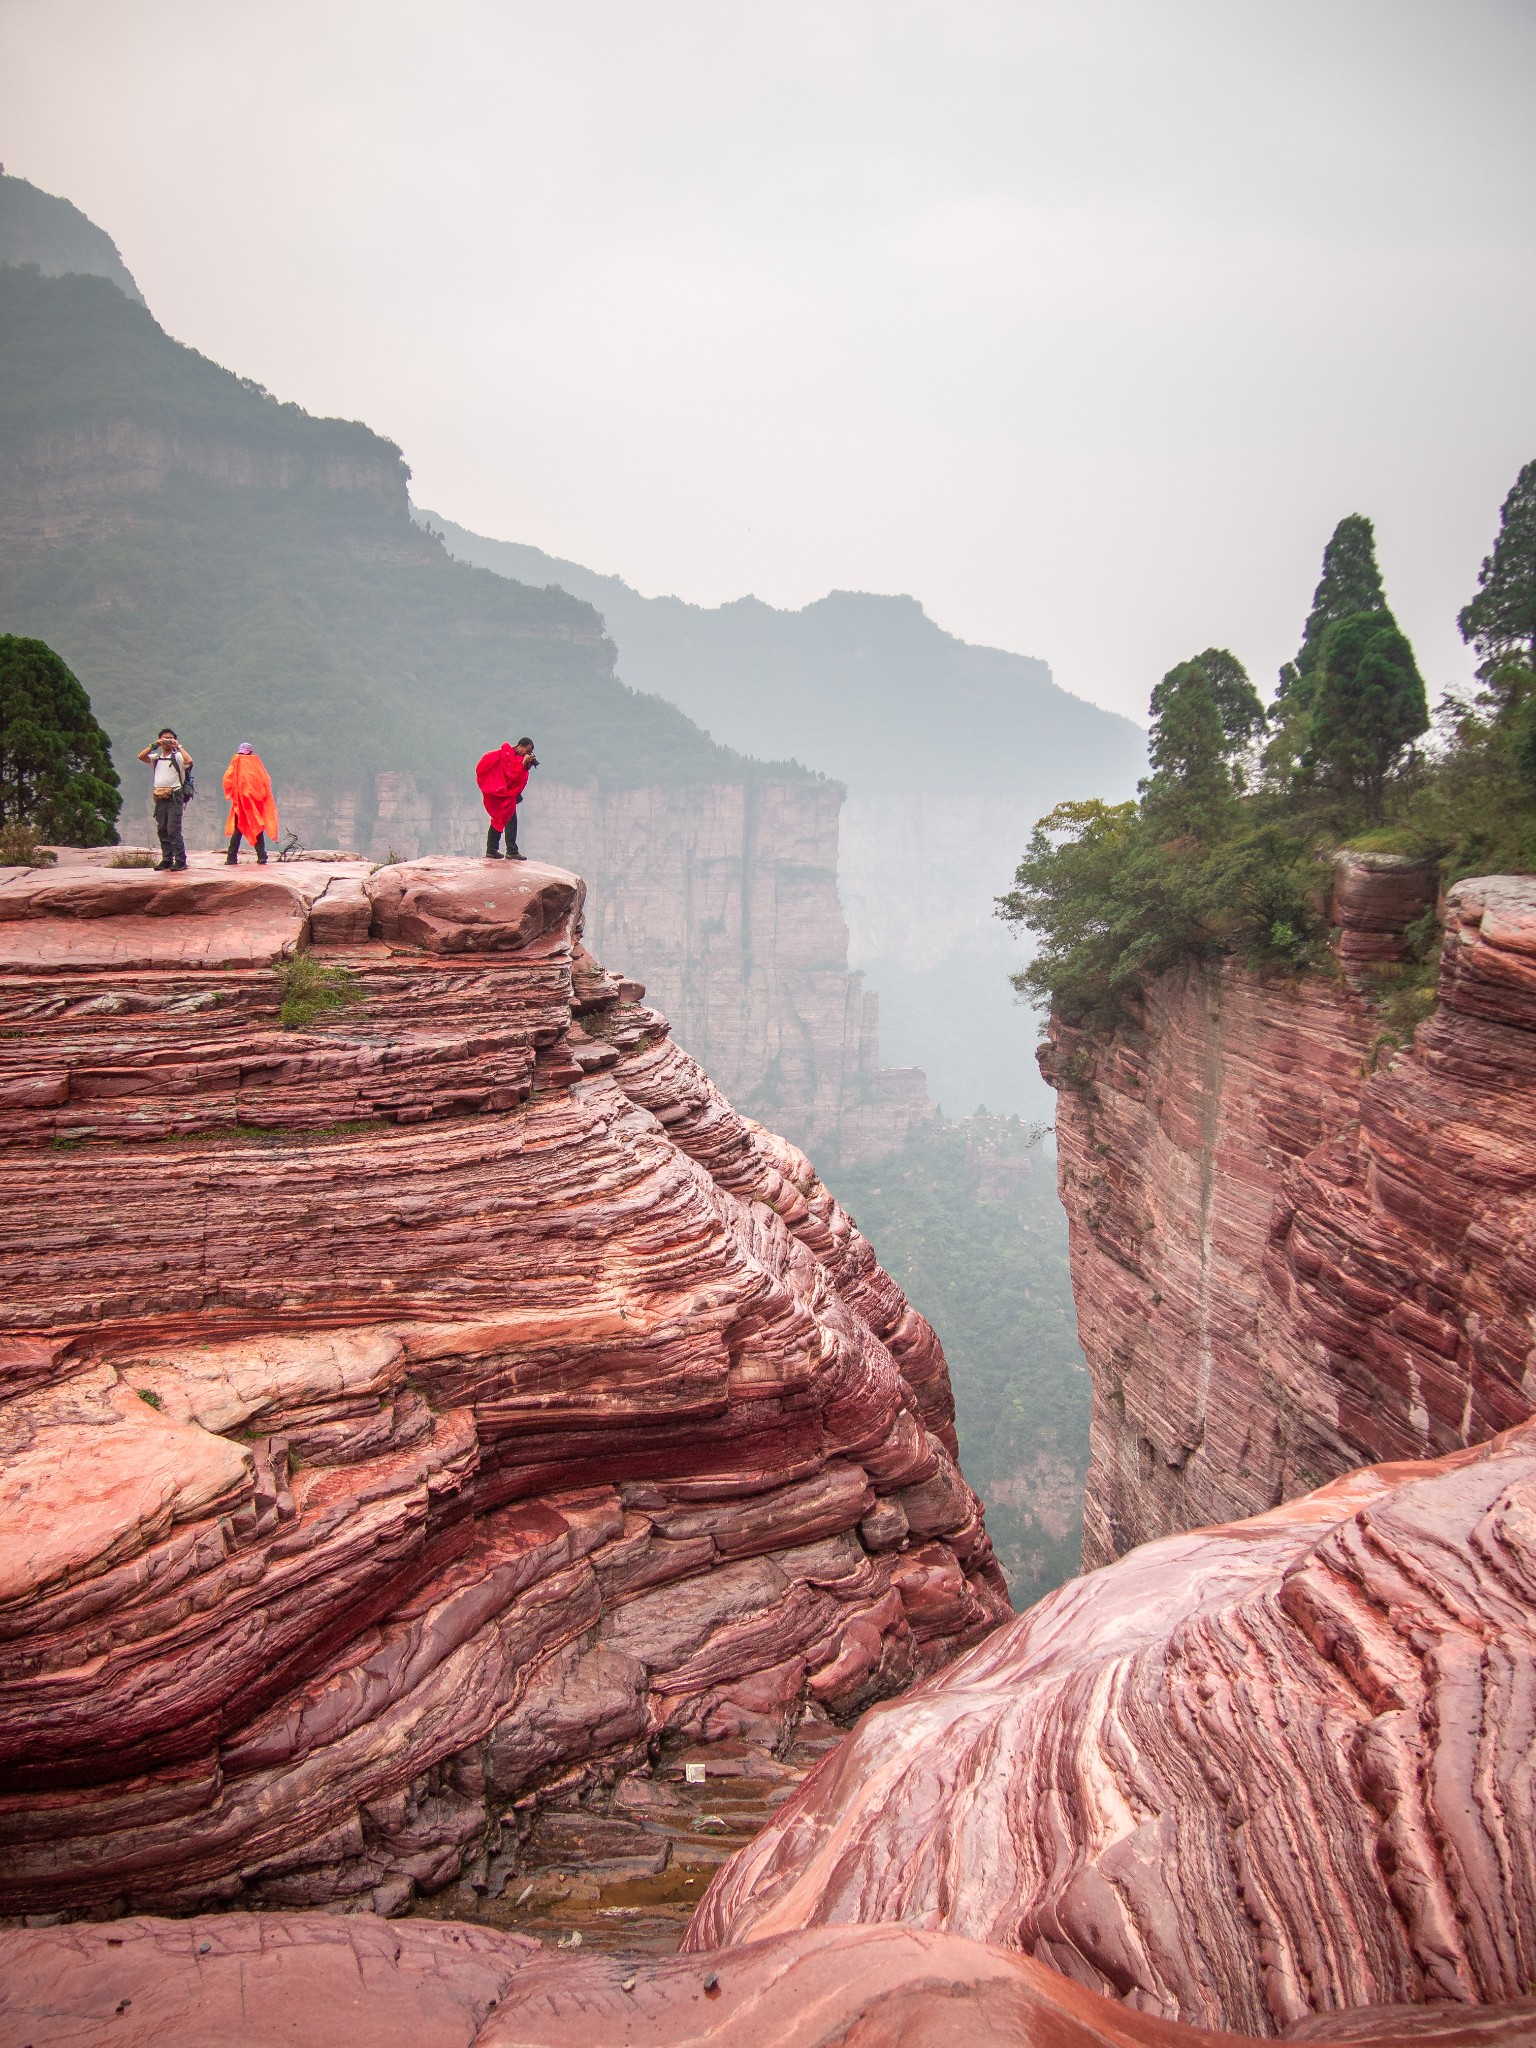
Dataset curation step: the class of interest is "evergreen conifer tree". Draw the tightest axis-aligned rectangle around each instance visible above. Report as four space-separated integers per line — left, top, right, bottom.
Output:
1459 459 1536 682
1304 612 1428 820
1151 648 1266 756
1513 690 1536 797
0 636 121 844
1141 659 1234 839
1295 514 1387 678
1266 515 1390 786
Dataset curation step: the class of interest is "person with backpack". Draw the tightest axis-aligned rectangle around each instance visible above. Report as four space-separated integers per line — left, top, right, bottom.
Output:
137 728 194 871
476 736 538 860
222 743 279 864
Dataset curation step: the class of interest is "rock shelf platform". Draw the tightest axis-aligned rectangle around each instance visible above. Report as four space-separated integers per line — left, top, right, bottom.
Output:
0 855 1007 1920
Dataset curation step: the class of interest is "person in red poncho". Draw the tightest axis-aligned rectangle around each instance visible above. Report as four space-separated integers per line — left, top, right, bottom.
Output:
222 743 279 864
476 736 537 860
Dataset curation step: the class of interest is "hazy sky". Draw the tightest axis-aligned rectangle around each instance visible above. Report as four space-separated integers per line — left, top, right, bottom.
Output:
3 0 1533 722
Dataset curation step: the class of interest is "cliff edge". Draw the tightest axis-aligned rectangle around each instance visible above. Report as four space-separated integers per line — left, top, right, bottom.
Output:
1041 864 1536 1566
0 853 1006 1918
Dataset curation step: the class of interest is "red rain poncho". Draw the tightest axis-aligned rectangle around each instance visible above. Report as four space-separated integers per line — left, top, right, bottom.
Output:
222 751 279 842
476 744 529 830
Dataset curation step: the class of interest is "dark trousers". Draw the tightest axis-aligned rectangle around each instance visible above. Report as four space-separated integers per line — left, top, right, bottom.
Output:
154 793 187 867
485 810 521 857
227 830 268 863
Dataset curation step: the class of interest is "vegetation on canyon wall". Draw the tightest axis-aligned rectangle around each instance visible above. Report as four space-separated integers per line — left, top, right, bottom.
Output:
830 1113 1088 1606
1002 467 1536 1028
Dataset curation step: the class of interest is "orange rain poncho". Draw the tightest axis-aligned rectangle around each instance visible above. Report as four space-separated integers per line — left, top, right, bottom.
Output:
222 750 280 843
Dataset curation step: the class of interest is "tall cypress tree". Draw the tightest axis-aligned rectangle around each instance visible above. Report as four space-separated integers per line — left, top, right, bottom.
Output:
1459 459 1536 683
1295 514 1387 679
1266 514 1390 787
1150 647 1266 792
0 636 121 844
1304 612 1428 820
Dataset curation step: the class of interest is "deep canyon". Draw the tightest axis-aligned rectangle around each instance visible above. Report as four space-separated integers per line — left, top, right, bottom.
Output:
3 855 1536 2048
5 171 1536 2048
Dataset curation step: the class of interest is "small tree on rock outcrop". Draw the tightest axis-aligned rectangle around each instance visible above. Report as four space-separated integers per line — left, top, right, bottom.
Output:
0 635 120 844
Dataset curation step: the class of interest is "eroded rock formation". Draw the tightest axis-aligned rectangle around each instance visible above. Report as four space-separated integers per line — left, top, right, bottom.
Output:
1043 864 1535 1566
0 854 1005 1918
8 1915 1535 2048
687 1417 1536 2038
227 771 934 1165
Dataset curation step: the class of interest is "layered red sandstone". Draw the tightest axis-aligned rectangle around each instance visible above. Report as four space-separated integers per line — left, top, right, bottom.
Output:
0 854 1005 1917
688 1416 1536 2038
1042 865 1536 1567
7 1914 1534 2048
161 772 933 1168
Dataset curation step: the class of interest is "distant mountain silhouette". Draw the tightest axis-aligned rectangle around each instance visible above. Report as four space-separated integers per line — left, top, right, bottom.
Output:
417 516 1145 808
419 515 1148 1121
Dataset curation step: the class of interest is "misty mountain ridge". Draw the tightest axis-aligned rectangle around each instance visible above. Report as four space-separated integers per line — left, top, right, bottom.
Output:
0 265 774 811
418 514 1145 805
0 171 144 305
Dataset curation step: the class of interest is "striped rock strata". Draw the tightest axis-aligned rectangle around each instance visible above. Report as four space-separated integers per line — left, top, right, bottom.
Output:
7 1916 1534 2048
0 854 1006 1917
688 1417 1536 2039
1043 868 1536 1568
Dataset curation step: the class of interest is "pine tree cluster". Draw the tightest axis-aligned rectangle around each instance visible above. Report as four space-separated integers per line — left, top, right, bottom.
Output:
1001 466 1536 1029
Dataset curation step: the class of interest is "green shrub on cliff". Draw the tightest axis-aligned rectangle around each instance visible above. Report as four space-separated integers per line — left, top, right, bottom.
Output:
1001 802 1325 1027
275 953 363 1031
999 492 1536 1029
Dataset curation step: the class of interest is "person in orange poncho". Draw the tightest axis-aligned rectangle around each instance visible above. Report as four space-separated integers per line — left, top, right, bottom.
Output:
476 736 536 860
222 743 280 864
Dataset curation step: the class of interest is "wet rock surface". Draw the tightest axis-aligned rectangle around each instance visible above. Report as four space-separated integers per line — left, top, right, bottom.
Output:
0 855 1006 1919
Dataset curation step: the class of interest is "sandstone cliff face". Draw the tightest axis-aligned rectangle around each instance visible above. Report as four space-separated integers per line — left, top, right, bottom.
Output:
0 855 1005 1919
1042 863 1535 1568
172 776 932 1168
689 1416 1536 2038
